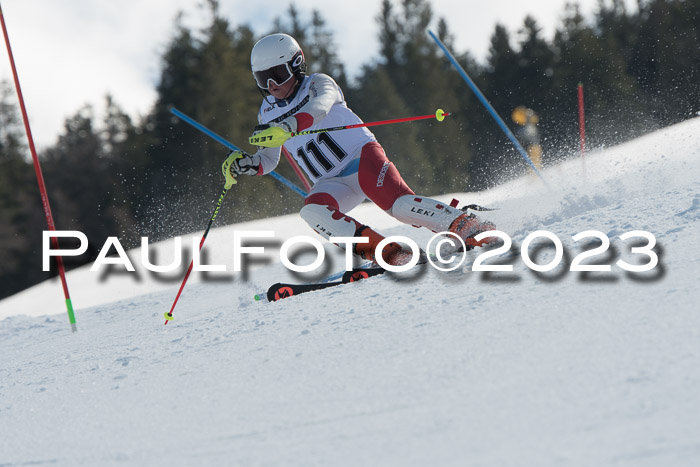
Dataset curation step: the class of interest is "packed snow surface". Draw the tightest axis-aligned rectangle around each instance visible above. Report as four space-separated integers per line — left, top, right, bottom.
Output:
1 118 699 466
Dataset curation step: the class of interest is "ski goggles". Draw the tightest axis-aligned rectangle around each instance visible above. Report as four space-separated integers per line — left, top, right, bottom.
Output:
253 63 294 90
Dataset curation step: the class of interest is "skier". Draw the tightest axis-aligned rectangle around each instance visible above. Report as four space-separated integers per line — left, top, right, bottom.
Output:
223 33 495 266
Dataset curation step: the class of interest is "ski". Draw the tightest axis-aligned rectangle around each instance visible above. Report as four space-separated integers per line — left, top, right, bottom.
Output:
254 205 503 303
255 266 386 302
254 243 470 303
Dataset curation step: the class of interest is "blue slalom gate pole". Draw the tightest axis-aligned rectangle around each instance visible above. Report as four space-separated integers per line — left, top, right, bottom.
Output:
427 30 548 186
169 107 308 197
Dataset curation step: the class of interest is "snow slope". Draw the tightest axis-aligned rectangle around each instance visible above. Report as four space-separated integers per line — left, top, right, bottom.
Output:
1 118 699 466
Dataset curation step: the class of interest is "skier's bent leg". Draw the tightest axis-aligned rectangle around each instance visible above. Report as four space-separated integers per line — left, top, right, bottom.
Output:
390 195 460 232
299 197 406 265
300 194 361 239
355 142 496 247
390 195 496 247
357 142 414 211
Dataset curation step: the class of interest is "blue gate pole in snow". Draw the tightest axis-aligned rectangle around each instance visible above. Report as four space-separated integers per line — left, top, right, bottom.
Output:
169 107 308 197
427 30 548 186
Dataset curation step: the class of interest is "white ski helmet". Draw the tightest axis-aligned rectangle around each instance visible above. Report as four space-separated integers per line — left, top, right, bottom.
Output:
251 33 306 90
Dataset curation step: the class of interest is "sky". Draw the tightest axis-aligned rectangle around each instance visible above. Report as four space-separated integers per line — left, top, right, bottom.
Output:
0 0 637 149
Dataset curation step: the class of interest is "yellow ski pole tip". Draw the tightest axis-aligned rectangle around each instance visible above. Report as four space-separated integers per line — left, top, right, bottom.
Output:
436 109 446 122
164 312 174 321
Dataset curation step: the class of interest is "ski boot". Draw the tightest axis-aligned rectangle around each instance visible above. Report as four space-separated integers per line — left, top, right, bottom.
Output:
354 226 425 267
448 212 498 249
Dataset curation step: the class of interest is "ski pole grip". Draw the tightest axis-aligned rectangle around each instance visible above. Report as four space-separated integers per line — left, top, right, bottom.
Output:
248 126 291 148
222 151 243 189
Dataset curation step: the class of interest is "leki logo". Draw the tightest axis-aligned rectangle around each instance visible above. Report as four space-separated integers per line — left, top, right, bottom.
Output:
250 135 273 144
410 207 435 217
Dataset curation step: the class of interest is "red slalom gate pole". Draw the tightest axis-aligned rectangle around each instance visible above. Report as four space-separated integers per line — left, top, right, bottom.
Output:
0 4 77 331
578 83 586 159
281 147 311 192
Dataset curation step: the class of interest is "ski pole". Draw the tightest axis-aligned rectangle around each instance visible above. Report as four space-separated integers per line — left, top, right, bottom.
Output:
163 154 240 325
169 107 307 197
578 83 586 159
250 109 450 147
427 30 549 187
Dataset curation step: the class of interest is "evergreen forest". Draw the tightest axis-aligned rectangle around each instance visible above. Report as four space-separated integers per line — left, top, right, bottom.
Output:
1 0 698 298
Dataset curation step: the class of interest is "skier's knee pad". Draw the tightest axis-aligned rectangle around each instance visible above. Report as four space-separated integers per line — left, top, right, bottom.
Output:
390 194 461 232
299 203 361 240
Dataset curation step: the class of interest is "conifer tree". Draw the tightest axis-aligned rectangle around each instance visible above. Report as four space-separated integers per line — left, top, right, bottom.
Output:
0 81 39 298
